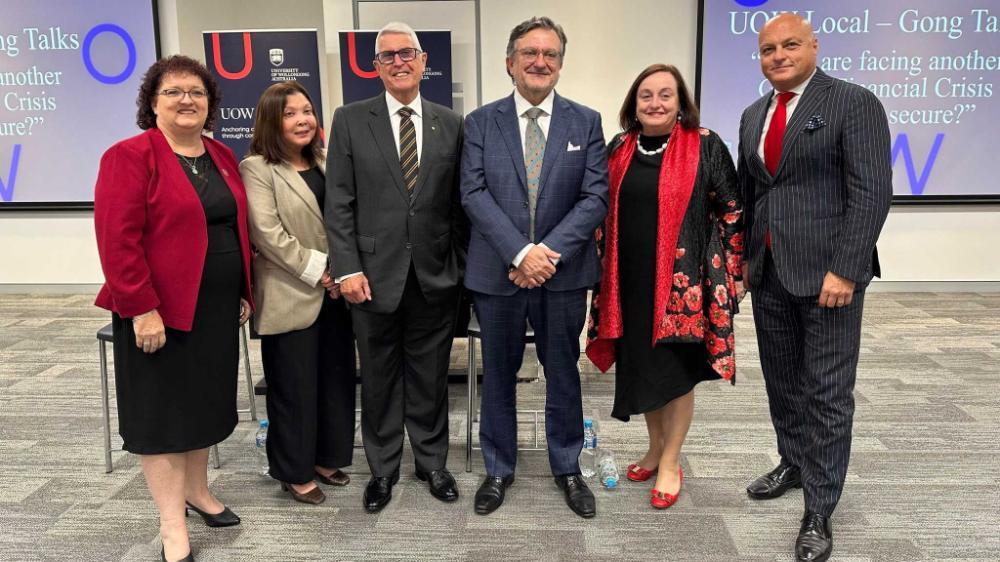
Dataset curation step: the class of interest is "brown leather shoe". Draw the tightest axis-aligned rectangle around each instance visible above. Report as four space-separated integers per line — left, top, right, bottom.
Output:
281 481 326 505
315 469 350 486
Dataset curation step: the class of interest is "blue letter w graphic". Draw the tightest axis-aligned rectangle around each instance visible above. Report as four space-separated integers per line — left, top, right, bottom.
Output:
1 144 22 202
891 133 943 196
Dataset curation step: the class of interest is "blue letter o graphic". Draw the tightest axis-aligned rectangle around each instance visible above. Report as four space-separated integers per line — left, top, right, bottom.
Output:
82 24 136 85
734 0 768 6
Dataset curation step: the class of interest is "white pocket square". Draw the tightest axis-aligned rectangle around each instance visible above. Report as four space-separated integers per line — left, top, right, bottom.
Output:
566 142 581 152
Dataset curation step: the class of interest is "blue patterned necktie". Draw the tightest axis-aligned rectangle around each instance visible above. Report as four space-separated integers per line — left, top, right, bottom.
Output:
398 106 418 192
523 107 546 240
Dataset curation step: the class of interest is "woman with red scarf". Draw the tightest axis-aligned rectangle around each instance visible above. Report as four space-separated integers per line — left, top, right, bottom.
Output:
586 64 744 509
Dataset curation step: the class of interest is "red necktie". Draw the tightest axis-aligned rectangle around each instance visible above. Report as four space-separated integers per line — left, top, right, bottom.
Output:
763 91 796 249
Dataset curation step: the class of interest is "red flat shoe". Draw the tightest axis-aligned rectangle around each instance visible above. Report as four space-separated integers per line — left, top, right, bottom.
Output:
650 468 683 510
626 463 657 482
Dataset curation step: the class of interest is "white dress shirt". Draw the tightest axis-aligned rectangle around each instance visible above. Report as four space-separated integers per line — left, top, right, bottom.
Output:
385 91 424 162
335 92 425 284
757 69 816 161
511 89 558 268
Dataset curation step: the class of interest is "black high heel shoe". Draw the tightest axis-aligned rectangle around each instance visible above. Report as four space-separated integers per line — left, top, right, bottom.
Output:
184 501 241 527
161 547 195 562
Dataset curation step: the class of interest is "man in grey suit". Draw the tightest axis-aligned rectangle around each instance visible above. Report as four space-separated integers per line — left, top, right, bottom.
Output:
326 21 467 513
738 14 892 562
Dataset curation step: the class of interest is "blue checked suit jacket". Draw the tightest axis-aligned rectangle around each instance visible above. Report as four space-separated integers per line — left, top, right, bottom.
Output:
460 92 609 296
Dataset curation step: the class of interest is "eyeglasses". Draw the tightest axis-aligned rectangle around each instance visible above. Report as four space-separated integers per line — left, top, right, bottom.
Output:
514 48 561 63
158 88 209 101
374 48 422 65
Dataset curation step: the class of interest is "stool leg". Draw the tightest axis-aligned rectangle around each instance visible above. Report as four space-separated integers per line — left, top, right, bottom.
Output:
466 336 477 473
240 324 258 421
99 340 113 473
211 444 221 469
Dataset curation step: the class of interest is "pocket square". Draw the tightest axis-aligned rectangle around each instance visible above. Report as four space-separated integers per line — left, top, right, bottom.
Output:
567 141 581 152
804 114 827 131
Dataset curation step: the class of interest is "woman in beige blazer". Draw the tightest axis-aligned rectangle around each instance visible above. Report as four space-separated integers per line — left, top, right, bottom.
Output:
241 81 355 505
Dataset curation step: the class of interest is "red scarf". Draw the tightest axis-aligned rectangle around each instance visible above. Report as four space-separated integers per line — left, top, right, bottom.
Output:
586 125 701 372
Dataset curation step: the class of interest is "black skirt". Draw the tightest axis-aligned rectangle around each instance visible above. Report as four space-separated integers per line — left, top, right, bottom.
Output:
611 139 718 422
111 153 242 454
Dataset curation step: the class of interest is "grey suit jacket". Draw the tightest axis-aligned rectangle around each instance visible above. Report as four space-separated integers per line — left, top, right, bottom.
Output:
241 154 329 335
737 69 893 296
325 94 468 314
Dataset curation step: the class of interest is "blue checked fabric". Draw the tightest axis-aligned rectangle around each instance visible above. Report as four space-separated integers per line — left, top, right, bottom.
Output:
523 106 546 240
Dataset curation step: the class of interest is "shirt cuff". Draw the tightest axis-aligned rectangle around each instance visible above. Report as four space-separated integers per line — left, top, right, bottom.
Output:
299 250 328 287
538 243 560 266
511 243 534 268
334 271 363 284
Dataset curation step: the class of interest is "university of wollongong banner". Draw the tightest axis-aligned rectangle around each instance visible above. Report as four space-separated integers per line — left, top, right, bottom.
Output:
203 29 324 159
338 30 453 108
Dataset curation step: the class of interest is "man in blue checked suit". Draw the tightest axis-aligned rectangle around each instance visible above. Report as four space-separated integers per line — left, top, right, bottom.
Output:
737 14 892 562
460 16 608 518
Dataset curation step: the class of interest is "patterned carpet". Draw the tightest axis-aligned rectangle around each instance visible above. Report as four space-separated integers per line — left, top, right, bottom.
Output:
0 292 998 561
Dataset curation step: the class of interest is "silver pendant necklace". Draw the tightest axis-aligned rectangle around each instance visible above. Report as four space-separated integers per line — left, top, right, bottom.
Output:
177 153 201 175
636 135 669 156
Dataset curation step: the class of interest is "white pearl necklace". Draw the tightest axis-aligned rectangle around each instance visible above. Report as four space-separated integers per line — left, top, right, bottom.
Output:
635 135 669 156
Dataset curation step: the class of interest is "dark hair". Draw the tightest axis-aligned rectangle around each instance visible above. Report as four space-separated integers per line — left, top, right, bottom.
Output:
135 55 220 131
248 81 324 165
506 16 568 58
618 64 701 132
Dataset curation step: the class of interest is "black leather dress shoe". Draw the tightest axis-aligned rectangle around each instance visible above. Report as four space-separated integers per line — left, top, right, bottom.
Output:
554 474 596 518
474 474 514 515
184 501 241 527
795 511 833 561
416 468 459 502
363 473 399 513
746 461 802 499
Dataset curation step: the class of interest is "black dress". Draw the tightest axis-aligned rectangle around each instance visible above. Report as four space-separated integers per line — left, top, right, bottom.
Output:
612 134 719 422
112 153 242 454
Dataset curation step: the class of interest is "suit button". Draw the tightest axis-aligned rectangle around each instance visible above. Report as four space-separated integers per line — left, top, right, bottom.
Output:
405 243 413 249
520 232 528 237
522 202 528 208
409 210 415 217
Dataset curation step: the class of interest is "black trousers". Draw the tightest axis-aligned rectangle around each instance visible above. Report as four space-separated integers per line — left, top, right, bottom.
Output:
752 252 866 516
351 266 458 477
260 296 356 484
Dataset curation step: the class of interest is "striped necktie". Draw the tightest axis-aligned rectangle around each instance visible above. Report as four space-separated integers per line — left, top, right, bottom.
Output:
523 106 546 240
398 106 418 192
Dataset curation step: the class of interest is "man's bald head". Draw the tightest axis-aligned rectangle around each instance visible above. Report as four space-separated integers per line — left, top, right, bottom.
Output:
758 13 818 91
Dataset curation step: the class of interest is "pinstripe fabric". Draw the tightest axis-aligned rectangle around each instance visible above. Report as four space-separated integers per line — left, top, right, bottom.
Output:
754 254 864 515
737 69 892 517
398 106 419 192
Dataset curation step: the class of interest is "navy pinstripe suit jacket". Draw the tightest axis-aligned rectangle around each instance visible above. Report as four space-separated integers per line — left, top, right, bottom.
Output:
460 93 609 296
737 69 893 297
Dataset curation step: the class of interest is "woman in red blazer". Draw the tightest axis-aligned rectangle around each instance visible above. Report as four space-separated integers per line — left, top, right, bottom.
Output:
94 55 253 562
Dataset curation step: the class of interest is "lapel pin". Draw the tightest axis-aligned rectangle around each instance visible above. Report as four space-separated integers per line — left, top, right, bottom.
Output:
431 125 436 131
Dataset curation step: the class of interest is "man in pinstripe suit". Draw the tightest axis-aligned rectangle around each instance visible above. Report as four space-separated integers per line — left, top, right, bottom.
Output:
737 14 892 562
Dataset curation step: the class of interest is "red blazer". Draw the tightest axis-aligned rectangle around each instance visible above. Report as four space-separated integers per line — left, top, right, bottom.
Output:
94 128 254 331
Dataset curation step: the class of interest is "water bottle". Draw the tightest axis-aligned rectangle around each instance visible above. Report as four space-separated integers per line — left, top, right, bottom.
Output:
597 449 620 489
255 419 269 476
579 418 598 478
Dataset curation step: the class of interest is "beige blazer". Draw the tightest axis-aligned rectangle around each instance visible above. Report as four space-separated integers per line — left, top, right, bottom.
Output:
240 153 329 335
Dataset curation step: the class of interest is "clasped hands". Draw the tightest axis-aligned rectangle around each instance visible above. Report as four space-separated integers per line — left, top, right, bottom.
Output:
509 245 561 289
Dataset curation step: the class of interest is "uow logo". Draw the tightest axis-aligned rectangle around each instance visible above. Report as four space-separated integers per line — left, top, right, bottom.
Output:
891 133 944 196
345 32 378 79
1 144 21 202
211 32 253 80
